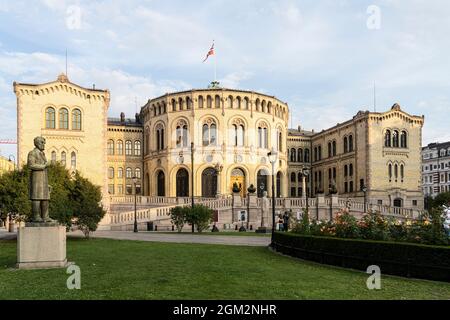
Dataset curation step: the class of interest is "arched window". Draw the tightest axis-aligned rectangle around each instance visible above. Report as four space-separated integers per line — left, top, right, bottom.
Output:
255 99 260 112
344 165 348 177
262 100 266 113
59 108 69 129
117 140 123 155
172 99 176 111
400 131 407 148
393 130 399 148
278 130 282 151
227 95 233 108
135 168 141 179
349 163 353 176
126 167 132 178
344 137 348 153
45 107 55 129
118 167 123 178
72 109 81 130
198 96 204 108
178 98 184 111
304 149 310 163
244 97 249 110
71 151 76 169
186 97 192 110
51 151 56 163
291 172 296 182
202 121 217 146
108 167 114 179
400 164 404 181
155 124 165 151
257 123 268 149
385 130 391 147
207 95 212 108
125 140 132 155
348 135 353 152
394 164 398 180
215 95 220 108
61 151 66 167
388 163 392 181
107 140 114 155
332 141 337 156
234 124 244 146
290 148 296 162
328 142 332 158
236 97 241 109
134 141 141 156
297 148 303 163
318 146 322 160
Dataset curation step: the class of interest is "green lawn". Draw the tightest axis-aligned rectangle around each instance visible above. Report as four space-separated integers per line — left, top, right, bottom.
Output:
0 238 449 300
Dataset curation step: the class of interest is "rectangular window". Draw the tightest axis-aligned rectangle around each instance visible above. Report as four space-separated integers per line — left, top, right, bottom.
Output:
378 200 383 205
136 184 141 195
108 184 114 195
117 185 123 195
412 200 418 206
126 185 132 195
344 182 348 193
291 187 296 197
349 181 353 193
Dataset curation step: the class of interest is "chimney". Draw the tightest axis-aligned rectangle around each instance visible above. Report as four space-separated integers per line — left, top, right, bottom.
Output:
93 84 95 90
120 112 125 123
135 113 140 123
298 125 301 132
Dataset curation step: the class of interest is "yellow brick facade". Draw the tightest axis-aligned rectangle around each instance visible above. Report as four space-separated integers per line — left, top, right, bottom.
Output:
14 76 424 211
0 156 15 175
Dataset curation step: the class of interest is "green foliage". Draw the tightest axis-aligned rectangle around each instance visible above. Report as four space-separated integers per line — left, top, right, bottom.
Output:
334 212 359 239
0 168 31 223
70 173 106 238
292 208 449 246
430 192 450 209
273 232 450 282
185 204 213 233
170 206 189 232
0 163 104 238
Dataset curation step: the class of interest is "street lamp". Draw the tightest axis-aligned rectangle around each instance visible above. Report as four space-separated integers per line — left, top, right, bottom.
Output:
8 155 16 170
302 168 310 215
132 176 138 233
362 185 368 213
267 147 278 242
190 142 195 233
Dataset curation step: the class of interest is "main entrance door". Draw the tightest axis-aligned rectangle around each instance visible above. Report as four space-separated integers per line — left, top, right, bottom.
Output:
393 198 403 207
230 168 246 197
202 168 217 198
176 168 189 197
257 169 268 198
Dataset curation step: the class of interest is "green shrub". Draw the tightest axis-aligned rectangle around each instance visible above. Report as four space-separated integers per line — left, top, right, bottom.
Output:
184 204 213 233
170 206 188 232
273 232 450 282
334 212 359 239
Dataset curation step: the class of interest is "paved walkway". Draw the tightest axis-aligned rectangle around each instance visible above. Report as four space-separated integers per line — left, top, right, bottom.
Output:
0 229 16 240
69 230 271 247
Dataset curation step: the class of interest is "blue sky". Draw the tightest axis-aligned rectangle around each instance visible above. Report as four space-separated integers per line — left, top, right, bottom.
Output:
1 0 449 157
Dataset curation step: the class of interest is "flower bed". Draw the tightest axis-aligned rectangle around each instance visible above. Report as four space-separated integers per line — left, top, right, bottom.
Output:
272 232 450 282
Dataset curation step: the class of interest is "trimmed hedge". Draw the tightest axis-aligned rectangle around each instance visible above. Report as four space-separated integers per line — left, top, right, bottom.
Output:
272 232 450 282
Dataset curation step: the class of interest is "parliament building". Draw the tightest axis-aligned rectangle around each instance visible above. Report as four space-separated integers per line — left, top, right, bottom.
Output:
14 74 425 210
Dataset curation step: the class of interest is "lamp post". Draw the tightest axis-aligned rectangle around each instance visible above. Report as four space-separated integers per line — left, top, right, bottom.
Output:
362 185 368 213
191 142 195 233
268 147 278 242
8 155 16 170
132 176 138 233
302 168 310 215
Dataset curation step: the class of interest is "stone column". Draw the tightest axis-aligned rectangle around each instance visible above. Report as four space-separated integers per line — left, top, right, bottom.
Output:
302 175 307 200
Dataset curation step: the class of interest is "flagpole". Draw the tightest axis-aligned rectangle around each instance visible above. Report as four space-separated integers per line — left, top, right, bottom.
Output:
214 42 217 82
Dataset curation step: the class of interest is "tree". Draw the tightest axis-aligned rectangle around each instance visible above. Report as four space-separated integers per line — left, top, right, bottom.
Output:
0 168 31 225
170 206 188 232
69 173 106 238
431 192 450 209
184 204 213 233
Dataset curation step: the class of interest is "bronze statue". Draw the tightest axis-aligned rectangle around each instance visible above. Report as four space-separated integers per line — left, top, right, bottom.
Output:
27 137 54 223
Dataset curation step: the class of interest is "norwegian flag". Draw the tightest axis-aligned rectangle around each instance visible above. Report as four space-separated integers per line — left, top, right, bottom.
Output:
202 42 215 62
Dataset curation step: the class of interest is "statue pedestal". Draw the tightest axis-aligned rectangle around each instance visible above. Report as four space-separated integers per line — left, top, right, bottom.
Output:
17 225 68 269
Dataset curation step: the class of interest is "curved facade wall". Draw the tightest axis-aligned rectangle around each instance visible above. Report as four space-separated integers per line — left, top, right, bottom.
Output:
140 88 290 198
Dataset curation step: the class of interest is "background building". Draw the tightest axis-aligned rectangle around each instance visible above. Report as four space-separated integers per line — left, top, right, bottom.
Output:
0 156 15 175
422 141 450 197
